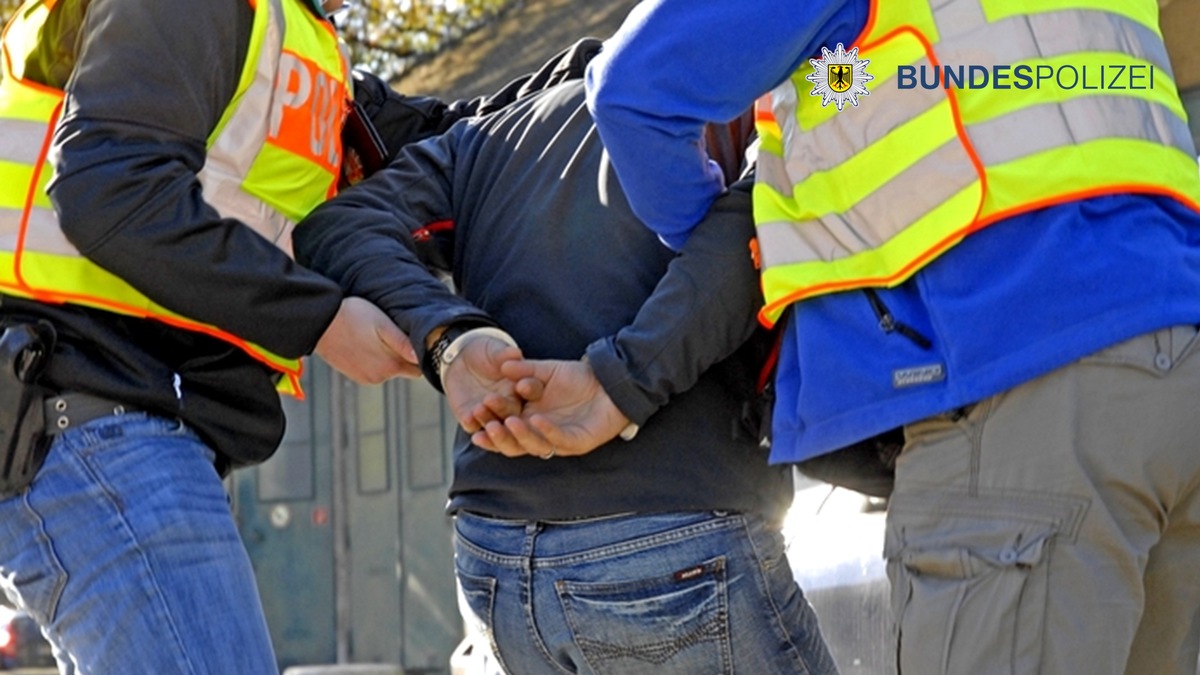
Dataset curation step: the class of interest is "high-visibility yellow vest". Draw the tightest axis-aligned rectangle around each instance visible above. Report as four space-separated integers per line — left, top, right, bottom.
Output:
0 0 351 395
754 0 1200 326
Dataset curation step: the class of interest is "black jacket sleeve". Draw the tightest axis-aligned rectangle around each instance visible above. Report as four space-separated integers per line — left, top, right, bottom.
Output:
584 180 764 425
293 122 495 372
48 0 341 360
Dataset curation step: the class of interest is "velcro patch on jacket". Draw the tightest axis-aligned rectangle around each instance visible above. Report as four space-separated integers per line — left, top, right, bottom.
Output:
892 363 945 389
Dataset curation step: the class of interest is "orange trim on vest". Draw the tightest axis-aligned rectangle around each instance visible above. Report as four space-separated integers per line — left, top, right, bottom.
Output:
754 94 775 124
0 278 309 392
759 182 1200 324
13 97 62 302
852 0 879 47
760 0 1196 323
858 23 990 229
8 95 307 388
749 237 762 270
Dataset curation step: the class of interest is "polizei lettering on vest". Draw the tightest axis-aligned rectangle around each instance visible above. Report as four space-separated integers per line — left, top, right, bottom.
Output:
269 52 343 173
896 64 1156 91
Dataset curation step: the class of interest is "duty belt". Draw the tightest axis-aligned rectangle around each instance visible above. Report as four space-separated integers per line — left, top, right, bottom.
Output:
44 392 137 435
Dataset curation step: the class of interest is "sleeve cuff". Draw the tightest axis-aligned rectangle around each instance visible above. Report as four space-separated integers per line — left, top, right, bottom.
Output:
583 336 659 426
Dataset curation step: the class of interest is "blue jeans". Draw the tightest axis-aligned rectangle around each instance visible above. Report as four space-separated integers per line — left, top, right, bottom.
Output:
0 412 277 675
455 510 838 675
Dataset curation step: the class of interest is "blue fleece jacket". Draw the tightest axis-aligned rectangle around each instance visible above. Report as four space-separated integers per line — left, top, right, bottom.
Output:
586 0 1200 462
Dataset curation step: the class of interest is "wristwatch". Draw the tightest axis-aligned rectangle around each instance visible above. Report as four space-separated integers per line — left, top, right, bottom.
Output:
425 324 479 391
426 324 517 391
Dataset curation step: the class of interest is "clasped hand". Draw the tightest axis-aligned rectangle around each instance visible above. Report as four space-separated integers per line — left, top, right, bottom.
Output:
442 335 631 459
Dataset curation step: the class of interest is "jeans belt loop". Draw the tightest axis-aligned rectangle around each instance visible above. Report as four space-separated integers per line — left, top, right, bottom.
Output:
44 392 137 435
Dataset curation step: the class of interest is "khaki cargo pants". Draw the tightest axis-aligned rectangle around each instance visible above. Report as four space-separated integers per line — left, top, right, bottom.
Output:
886 325 1200 675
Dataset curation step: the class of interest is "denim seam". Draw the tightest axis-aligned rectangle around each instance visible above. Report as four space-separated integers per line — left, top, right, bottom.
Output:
66 438 199 675
456 516 740 568
459 571 513 675
742 518 813 675
18 489 68 625
68 414 190 459
536 518 740 567
520 526 576 675
455 533 526 567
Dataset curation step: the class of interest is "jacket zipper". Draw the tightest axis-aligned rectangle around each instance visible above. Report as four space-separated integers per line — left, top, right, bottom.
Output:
863 289 933 350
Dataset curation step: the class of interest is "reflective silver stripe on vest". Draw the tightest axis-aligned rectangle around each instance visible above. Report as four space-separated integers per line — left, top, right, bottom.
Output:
969 95 1194 167
0 0 293 263
0 116 79 257
758 138 976 267
0 206 75 256
757 94 1192 267
758 6 1176 195
0 119 49 165
759 55 944 194
755 1 1188 269
934 6 1170 77
197 0 295 251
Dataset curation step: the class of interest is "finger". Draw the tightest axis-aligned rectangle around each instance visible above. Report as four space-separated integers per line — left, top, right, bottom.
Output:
513 376 545 402
481 420 528 458
470 429 498 452
481 392 522 419
455 404 484 434
486 344 523 364
502 416 556 456
395 360 422 379
499 358 553 381
469 401 502 430
375 324 418 364
527 415 581 453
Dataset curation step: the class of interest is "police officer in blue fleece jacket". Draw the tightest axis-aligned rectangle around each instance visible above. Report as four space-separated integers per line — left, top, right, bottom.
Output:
584 1 1200 673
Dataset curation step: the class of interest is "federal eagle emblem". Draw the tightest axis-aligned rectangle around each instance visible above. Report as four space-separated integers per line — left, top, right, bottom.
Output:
806 43 873 111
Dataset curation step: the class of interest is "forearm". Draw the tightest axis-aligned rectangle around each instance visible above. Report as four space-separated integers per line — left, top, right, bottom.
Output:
50 0 340 358
585 184 763 424
295 130 495 369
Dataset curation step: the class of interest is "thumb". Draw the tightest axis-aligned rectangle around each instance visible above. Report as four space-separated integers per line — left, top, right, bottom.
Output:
500 358 555 383
375 324 418 364
513 376 545 402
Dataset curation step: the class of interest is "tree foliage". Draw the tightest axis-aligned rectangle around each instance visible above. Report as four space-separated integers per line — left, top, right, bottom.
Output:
340 0 516 80
0 0 20 25
0 0 517 81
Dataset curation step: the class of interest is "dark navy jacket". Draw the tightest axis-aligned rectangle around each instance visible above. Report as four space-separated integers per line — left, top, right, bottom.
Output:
295 80 794 521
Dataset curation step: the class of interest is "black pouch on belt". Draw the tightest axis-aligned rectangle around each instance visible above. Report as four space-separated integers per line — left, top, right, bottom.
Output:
0 322 56 498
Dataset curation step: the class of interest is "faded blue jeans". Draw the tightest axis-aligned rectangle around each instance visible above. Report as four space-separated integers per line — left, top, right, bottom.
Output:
454 510 839 675
0 412 277 675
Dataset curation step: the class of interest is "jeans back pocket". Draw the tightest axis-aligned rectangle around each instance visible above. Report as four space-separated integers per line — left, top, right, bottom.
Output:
557 556 732 675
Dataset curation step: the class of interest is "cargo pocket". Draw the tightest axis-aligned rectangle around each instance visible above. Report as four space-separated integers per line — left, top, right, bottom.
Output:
557 556 732 675
885 492 1084 675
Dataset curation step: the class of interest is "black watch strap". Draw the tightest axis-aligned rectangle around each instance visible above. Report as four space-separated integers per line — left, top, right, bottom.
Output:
423 322 488 391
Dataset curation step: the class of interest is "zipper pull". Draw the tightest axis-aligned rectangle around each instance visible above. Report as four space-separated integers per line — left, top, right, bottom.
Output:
863 289 933 350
